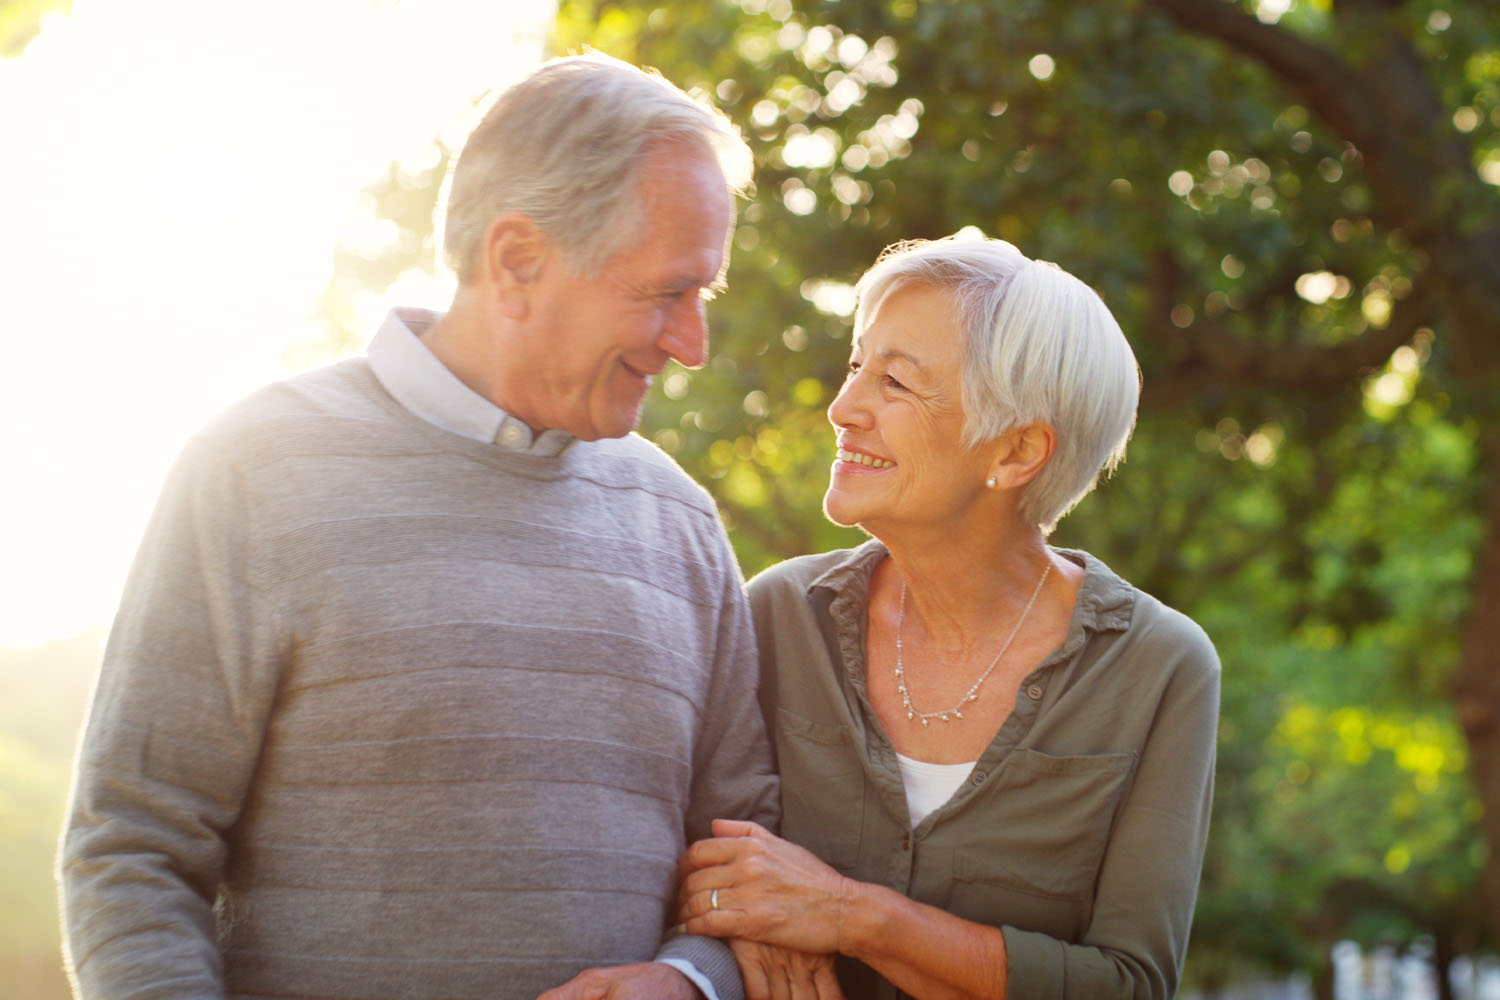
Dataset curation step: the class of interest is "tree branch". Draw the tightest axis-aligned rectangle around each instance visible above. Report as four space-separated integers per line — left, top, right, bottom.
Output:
1146 0 1500 353
1147 0 1376 142
1142 281 1436 408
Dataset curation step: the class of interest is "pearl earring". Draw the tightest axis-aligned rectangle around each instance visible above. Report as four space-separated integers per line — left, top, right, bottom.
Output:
986 476 997 489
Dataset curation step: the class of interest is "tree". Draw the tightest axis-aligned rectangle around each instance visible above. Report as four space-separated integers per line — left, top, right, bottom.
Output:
317 0 1498 987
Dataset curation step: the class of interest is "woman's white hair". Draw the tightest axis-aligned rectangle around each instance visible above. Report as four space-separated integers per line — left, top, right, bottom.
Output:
442 52 751 282
853 233 1141 533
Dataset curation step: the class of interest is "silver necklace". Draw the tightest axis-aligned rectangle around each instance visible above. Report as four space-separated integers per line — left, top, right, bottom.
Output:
894 561 1053 726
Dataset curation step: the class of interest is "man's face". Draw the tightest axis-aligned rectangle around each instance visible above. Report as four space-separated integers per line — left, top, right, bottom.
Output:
516 142 732 441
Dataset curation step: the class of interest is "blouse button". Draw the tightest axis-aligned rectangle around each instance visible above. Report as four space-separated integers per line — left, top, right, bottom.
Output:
1026 684 1044 701
970 770 987 786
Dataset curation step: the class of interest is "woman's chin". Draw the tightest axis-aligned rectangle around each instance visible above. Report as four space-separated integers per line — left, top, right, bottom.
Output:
822 491 864 529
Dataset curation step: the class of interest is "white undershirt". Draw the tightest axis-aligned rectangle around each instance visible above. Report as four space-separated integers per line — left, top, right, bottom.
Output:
895 752 978 827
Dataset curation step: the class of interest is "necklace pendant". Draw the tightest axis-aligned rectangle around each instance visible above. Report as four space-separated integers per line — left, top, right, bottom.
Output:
920 717 929 727
906 709 914 720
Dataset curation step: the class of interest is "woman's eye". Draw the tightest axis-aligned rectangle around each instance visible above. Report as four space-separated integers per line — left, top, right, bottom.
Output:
883 374 907 391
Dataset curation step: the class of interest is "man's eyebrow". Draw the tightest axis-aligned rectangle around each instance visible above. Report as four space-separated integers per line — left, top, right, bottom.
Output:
661 272 723 297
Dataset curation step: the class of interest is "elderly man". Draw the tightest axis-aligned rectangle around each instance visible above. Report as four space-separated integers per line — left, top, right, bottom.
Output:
58 55 778 1000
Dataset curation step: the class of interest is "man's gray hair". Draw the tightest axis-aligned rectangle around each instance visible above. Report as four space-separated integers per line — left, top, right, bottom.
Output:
443 52 751 282
853 233 1141 533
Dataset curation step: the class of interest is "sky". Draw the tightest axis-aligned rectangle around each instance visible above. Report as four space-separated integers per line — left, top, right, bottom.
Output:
0 0 555 649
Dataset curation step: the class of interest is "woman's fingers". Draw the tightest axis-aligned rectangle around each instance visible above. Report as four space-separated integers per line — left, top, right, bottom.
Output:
677 862 739 919
768 962 793 1000
677 825 853 952
730 941 837 1000
681 890 743 938
680 880 754 938
811 956 847 1000
680 831 752 874
710 816 773 840
730 940 772 1000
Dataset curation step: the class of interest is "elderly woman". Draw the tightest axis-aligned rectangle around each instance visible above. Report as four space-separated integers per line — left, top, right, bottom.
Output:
679 235 1219 999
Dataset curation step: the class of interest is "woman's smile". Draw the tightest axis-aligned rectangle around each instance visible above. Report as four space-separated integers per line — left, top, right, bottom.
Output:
834 446 896 470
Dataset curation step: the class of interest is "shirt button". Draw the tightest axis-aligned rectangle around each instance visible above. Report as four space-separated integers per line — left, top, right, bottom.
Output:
971 770 987 786
499 423 526 449
1026 684 1044 701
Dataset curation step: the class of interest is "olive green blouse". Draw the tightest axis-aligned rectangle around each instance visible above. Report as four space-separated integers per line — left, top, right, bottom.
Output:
746 541 1219 1000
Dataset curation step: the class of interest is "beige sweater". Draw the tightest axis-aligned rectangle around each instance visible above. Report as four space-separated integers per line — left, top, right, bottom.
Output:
59 358 778 999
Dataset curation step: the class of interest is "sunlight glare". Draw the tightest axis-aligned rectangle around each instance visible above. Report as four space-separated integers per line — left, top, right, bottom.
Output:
0 0 553 648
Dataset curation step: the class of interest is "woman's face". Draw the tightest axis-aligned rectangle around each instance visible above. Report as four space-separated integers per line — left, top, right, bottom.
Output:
823 282 996 535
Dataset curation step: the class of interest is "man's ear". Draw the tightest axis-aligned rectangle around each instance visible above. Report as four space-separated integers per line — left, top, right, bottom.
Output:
479 212 546 319
986 422 1058 492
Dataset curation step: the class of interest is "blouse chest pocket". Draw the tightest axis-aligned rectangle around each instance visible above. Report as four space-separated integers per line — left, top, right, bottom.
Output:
951 747 1138 904
774 706 864 872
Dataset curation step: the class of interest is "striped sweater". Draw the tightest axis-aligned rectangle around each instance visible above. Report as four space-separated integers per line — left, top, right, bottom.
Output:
59 358 778 999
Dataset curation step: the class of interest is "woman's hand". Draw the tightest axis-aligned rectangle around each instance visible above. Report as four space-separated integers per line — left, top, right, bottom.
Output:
678 818 857 954
729 940 845 1000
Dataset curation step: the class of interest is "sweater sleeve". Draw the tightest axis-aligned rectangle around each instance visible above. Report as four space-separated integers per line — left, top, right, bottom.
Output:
58 436 285 999
656 526 779 1000
680 528 780 842
1002 618 1221 1000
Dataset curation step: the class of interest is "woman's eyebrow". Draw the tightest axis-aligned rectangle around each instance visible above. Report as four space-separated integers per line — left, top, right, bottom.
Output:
876 347 930 376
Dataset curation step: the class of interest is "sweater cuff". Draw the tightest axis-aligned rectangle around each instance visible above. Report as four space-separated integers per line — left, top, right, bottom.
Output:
656 934 743 1000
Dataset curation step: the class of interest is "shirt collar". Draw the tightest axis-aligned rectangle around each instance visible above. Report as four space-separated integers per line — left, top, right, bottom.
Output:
367 307 573 457
806 538 1134 634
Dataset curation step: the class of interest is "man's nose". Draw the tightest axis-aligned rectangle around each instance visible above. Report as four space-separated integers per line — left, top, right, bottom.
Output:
659 298 707 369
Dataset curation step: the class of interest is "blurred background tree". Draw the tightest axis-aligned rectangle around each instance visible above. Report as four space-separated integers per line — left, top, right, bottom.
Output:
312 0 1498 994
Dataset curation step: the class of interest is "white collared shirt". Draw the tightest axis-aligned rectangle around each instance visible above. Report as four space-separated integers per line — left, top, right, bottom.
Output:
366 307 573 456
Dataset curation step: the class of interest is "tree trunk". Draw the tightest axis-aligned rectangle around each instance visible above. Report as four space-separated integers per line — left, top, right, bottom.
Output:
1432 928 1457 1000
1312 953 1335 1000
1454 426 1500 945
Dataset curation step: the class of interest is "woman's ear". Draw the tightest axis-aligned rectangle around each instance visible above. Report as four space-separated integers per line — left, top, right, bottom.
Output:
479 212 546 319
986 422 1057 491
